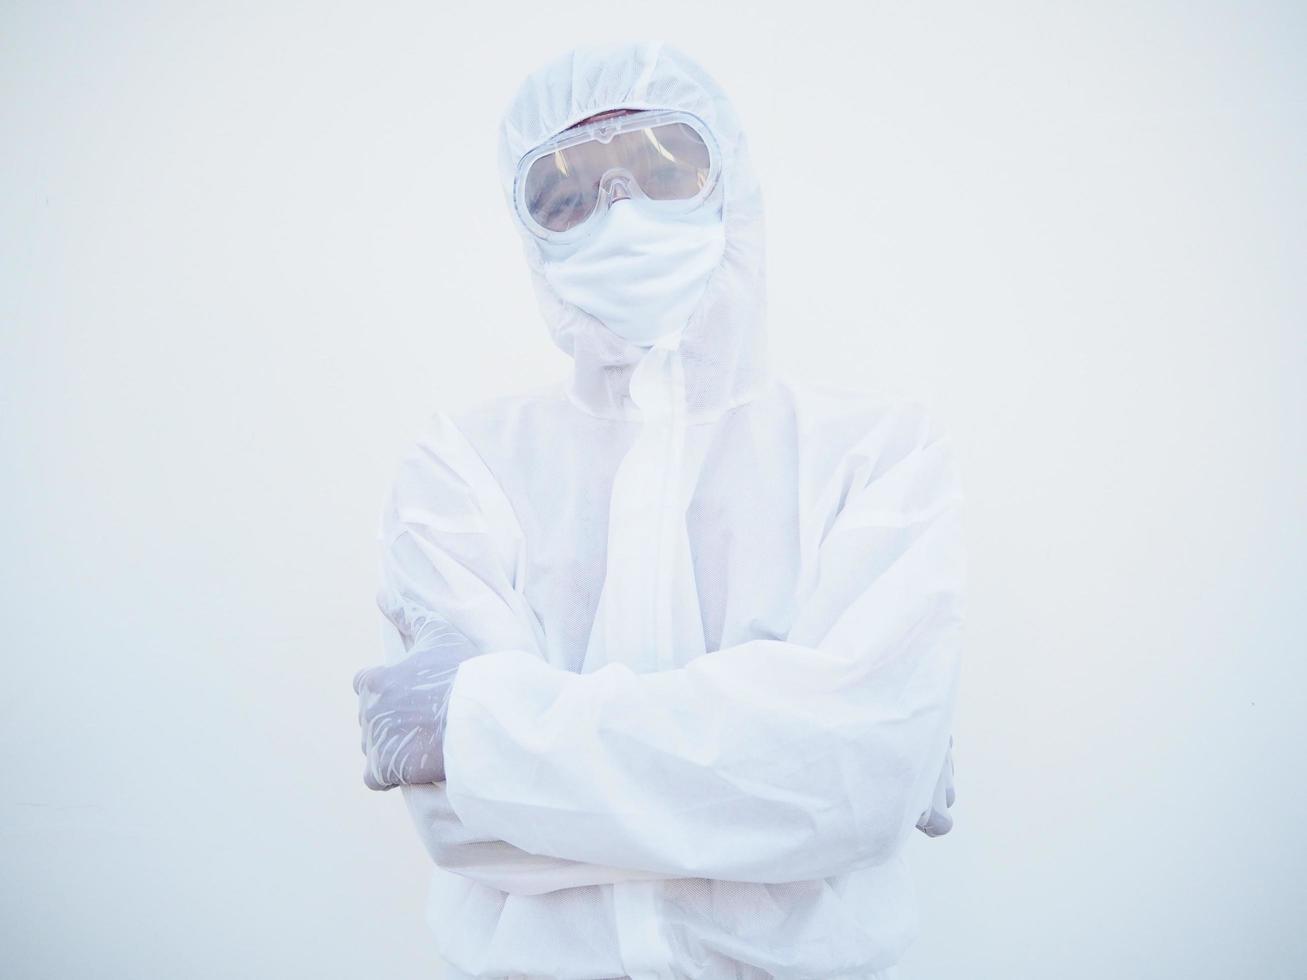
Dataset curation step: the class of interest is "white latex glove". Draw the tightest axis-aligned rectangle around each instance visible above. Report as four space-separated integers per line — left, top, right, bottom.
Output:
916 737 957 838
353 622 481 791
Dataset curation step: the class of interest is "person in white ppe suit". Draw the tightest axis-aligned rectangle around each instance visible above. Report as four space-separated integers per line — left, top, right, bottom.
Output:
353 41 963 980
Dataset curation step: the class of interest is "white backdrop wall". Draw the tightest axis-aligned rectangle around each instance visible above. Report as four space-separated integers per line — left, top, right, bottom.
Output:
2 2 1304 977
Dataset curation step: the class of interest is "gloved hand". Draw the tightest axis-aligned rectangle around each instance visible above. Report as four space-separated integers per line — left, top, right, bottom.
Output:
353 621 482 791
916 737 957 838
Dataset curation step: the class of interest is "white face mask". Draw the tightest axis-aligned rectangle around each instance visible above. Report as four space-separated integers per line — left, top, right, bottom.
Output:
541 198 726 347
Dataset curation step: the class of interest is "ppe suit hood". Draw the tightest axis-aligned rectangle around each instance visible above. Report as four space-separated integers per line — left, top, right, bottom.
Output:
498 41 768 421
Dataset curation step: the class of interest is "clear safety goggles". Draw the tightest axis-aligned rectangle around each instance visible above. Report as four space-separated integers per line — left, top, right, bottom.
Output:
514 109 721 241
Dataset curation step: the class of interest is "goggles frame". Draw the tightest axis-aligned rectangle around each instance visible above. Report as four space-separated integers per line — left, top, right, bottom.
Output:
513 108 722 243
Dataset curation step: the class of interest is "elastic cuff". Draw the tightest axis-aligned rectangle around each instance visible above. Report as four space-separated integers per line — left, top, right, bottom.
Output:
442 649 539 820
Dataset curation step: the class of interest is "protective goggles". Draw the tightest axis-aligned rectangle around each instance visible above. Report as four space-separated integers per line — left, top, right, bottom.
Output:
514 109 721 241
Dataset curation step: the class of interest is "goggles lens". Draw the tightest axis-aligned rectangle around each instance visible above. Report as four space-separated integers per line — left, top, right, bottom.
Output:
521 118 714 234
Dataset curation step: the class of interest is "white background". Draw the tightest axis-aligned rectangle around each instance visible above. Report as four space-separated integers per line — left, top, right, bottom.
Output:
3 2 1304 977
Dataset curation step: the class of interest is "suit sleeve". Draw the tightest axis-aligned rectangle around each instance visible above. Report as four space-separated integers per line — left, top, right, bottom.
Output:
377 412 677 895
443 408 965 883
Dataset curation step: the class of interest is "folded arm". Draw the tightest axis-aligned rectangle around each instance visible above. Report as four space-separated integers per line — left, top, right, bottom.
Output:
443 408 965 883
368 412 676 895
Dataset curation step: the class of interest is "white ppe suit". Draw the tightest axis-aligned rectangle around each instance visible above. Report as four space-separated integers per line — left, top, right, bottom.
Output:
376 41 964 980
